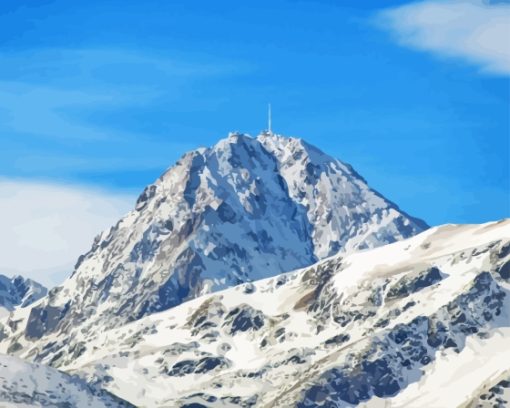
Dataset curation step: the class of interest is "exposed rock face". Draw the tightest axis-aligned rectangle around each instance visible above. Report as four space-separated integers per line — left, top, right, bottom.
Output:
0 132 426 348
466 375 510 408
298 271 506 407
1 220 507 408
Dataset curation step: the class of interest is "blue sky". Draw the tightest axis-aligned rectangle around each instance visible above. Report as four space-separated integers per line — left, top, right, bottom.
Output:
0 0 509 285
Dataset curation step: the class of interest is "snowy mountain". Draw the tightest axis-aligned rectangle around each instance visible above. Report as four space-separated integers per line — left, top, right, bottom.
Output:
0 274 47 318
2 220 508 407
0 353 134 407
0 132 426 346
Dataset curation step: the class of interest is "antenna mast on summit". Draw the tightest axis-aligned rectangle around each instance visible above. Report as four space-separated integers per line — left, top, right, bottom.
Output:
268 103 272 134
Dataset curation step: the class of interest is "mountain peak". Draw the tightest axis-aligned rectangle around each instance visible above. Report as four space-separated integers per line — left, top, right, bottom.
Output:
0 274 47 316
1 132 428 348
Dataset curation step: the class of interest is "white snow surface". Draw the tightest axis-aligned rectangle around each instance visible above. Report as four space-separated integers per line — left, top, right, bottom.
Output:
0 353 132 407
1 219 507 407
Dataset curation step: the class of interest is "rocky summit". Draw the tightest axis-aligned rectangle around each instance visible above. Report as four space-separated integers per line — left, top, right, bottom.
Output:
9 132 496 408
0 133 426 348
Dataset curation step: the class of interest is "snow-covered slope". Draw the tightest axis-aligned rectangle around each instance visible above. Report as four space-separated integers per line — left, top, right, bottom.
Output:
3 220 507 407
0 353 133 407
464 372 510 408
0 274 47 318
0 132 426 345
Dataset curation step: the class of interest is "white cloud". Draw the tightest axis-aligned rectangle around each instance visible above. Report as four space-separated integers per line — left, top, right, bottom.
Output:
0 179 135 287
376 0 510 75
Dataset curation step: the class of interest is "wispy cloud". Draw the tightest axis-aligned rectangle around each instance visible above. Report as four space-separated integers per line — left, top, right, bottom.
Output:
0 47 249 181
0 81 122 141
0 48 249 141
0 178 135 287
375 0 510 75
0 48 248 88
